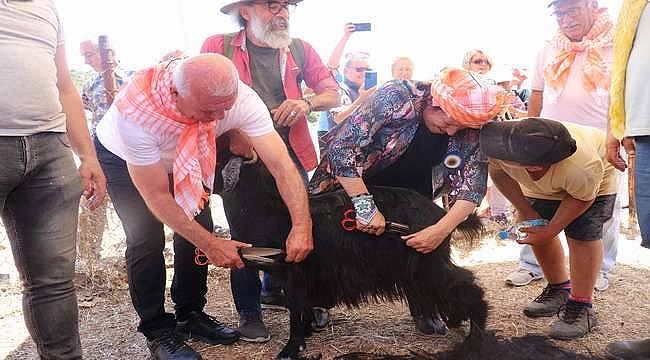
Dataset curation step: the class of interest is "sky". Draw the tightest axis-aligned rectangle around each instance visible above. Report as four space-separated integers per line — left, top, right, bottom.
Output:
57 0 623 81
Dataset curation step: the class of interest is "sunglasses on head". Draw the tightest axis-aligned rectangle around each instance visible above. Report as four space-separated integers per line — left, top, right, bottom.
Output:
348 66 371 73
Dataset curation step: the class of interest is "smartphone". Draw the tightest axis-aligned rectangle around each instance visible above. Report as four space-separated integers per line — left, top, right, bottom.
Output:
352 22 371 32
364 71 377 89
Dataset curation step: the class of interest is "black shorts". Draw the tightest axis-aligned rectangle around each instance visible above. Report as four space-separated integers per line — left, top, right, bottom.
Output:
526 194 616 241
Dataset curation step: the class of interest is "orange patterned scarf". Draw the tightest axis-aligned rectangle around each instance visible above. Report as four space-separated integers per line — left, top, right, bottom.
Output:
544 8 614 106
431 68 509 128
114 60 216 219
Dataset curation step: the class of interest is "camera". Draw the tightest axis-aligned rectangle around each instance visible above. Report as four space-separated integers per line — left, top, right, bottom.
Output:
352 23 371 32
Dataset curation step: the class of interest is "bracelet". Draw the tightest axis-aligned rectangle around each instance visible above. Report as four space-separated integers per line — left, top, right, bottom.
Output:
303 97 314 114
351 192 370 199
352 194 378 225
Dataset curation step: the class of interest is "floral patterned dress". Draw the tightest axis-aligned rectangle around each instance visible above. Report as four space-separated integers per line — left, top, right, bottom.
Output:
308 80 487 206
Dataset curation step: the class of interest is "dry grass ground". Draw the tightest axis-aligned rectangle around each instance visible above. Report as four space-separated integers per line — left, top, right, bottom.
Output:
1 259 649 360
1 202 648 359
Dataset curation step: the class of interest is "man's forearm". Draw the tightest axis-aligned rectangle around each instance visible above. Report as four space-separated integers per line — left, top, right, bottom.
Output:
134 183 216 250
527 90 543 117
272 164 312 228
60 90 96 159
488 165 537 217
548 196 594 234
310 89 340 111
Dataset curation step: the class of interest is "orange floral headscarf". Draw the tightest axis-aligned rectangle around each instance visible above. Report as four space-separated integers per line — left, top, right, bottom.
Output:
431 68 509 128
544 8 614 106
114 60 217 219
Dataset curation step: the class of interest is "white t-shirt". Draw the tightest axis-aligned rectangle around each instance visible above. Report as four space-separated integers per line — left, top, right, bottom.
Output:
0 0 67 135
531 41 613 131
96 81 274 173
624 5 650 137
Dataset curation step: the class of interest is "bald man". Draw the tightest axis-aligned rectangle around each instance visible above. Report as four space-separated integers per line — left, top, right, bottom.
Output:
94 54 313 360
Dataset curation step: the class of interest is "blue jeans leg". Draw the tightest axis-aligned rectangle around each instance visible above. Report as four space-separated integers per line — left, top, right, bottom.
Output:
0 133 83 359
634 136 650 248
230 266 262 316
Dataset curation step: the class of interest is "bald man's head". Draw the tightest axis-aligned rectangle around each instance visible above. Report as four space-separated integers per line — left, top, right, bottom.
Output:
172 54 240 123
173 54 239 99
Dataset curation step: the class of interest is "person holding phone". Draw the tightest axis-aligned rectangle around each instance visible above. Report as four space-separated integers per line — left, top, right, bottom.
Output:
309 68 508 336
317 23 377 155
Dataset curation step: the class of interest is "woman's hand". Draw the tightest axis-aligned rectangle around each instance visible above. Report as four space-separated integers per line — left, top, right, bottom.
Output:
343 23 356 35
402 223 450 253
357 86 377 103
356 210 386 236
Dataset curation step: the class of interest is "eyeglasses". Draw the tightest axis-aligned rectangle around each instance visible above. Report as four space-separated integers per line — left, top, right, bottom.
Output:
251 1 297 15
551 6 584 19
471 59 490 66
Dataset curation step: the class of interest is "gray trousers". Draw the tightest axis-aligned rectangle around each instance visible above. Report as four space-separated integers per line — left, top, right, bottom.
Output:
0 133 83 359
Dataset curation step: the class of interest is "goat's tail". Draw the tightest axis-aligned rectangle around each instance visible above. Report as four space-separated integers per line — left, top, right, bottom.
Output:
451 212 484 251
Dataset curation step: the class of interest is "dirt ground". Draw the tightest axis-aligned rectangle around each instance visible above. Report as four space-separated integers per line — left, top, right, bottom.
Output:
0 202 648 359
1 258 649 360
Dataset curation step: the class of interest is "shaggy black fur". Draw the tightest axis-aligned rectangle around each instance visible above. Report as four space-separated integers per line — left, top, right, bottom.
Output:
216 153 488 359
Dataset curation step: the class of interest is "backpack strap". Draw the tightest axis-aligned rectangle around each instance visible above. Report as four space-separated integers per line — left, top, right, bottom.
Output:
289 38 305 86
288 38 305 71
222 32 239 60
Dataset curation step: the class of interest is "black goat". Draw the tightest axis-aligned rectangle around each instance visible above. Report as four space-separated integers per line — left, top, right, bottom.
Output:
216 155 488 359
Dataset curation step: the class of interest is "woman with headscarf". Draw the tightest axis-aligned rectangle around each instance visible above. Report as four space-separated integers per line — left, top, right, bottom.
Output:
308 68 508 335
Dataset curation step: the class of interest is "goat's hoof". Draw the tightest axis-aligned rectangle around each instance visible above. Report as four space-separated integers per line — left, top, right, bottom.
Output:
277 340 306 360
414 315 448 335
310 307 330 332
432 317 448 335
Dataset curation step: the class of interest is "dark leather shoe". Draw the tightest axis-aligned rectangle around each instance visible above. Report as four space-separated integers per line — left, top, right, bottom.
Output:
413 315 448 335
176 311 240 345
605 338 650 360
310 307 330 332
147 330 202 360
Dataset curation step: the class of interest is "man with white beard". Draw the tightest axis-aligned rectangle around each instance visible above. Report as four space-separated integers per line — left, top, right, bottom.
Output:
201 0 339 343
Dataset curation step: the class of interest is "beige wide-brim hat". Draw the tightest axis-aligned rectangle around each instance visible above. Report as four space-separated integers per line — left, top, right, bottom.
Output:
220 0 303 14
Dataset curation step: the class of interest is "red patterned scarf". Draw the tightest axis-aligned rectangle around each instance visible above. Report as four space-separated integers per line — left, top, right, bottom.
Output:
544 8 614 106
114 60 216 218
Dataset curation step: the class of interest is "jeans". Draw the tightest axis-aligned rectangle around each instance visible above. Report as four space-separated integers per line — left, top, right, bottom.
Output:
95 138 211 338
0 133 83 359
634 136 650 248
519 173 622 275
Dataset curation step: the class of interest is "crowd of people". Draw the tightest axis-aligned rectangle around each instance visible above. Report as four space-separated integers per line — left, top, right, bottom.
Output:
0 0 648 359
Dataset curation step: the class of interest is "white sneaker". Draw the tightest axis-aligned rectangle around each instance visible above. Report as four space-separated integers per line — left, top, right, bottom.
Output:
594 272 609 292
505 269 544 286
